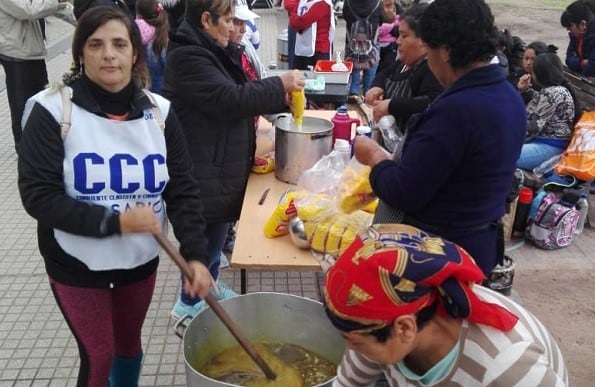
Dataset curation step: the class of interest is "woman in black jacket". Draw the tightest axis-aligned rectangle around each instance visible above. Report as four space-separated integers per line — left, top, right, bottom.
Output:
162 0 304 319
364 3 442 149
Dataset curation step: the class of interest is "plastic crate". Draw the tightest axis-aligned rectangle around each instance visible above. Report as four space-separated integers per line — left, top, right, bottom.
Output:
313 60 353 84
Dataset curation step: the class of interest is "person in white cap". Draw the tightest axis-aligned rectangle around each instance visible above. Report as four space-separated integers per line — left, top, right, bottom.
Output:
232 3 266 78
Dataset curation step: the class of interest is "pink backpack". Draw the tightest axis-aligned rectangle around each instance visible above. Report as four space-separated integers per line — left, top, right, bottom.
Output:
525 191 580 250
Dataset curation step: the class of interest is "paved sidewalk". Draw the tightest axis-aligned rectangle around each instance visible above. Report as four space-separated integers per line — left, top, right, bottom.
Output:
0 8 593 387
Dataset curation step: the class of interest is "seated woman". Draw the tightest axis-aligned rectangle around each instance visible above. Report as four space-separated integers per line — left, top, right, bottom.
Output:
517 53 580 170
561 0 595 76
364 3 443 146
507 41 557 104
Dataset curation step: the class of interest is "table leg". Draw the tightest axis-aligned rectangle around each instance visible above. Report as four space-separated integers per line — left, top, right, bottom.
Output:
241 269 247 294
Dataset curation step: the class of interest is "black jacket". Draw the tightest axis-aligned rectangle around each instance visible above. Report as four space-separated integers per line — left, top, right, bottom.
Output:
373 59 443 131
162 21 288 223
18 77 209 287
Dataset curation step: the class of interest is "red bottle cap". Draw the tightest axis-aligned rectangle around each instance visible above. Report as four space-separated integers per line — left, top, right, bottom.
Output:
518 187 533 204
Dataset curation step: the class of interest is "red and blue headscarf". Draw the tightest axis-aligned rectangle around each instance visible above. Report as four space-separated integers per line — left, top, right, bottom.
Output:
323 224 518 332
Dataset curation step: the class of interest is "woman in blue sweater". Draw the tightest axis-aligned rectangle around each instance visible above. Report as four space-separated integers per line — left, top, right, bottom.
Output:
353 0 526 276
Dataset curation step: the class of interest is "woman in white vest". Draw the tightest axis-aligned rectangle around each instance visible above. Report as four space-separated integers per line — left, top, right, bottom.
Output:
17 6 214 386
287 0 335 69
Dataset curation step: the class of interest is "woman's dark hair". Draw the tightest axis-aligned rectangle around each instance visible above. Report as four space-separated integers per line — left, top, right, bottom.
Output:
533 53 581 123
561 1 594 28
66 6 149 87
368 302 438 343
136 0 170 57
185 0 233 27
419 0 497 69
526 40 556 56
495 28 512 54
400 3 429 37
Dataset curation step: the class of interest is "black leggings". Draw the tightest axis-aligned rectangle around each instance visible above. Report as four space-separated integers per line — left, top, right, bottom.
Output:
50 272 156 386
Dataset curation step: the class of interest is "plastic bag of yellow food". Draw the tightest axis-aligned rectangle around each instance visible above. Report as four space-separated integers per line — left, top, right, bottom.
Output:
263 192 298 238
306 210 372 256
338 158 376 213
251 155 275 174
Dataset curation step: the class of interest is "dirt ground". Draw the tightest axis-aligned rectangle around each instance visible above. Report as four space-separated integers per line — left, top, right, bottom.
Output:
486 1 595 386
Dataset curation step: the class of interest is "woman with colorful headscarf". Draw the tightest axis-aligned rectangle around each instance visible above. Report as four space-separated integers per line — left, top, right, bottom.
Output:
324 224 568 386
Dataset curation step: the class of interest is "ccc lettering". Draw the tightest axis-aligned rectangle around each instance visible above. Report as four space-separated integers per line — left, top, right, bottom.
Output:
73 152 166 194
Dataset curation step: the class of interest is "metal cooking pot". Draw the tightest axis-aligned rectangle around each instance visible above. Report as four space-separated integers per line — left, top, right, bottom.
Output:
274 115 333 184
175 292 345 387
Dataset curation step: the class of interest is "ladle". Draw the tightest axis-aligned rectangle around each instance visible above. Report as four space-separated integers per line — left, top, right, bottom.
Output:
153 232 277 381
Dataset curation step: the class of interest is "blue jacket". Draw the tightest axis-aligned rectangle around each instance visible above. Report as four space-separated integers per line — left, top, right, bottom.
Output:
565 21 595 76
370 64 526 273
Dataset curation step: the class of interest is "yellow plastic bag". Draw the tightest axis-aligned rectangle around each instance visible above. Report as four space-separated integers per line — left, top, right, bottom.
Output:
263 192 297 238
555 111 595 180
338 158 376 213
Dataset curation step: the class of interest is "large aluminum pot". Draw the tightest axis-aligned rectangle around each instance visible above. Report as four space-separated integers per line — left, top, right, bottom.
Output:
275 115 333 184
176 292 345 387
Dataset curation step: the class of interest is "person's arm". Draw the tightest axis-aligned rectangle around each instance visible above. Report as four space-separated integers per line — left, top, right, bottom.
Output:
369 102 467 212
53 1 77 26
161 108 209 266
581 32 595 75
565 33 582 72
333 349 385 387
164 48 288 120
0 0 64 20
18 102 121 237
289 1 329 32
283 0 298 14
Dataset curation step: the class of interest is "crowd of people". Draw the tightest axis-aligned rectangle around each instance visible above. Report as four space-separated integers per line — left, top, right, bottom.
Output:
3 0 591 385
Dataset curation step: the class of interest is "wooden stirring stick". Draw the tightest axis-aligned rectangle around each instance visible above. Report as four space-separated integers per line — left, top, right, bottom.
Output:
153 232 277 380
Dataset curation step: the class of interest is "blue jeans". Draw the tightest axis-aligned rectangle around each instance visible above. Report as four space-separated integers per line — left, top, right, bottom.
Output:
517 142 564 170
349 63 378 95
180 222 230 305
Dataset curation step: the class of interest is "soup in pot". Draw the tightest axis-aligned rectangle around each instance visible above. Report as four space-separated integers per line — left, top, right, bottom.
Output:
198 341 338 386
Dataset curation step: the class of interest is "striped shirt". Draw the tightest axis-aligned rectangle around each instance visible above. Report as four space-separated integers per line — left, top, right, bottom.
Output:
333 286 568 387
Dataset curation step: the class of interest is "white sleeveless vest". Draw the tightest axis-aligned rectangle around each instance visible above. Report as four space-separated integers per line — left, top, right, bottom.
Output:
25 87 171 271
295 0 335 57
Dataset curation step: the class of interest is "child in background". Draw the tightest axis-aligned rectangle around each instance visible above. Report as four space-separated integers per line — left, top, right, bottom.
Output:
561 0 595 76
135 0 170 93
376 0 400 71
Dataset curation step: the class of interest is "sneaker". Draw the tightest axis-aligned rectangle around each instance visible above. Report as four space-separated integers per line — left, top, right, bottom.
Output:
219 252 230 269
214 279 238 301
171 298 206 320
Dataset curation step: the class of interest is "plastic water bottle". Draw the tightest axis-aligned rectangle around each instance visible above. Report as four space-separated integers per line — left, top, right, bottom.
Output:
376 115 400 152
352 125 372 157
355 125 372 138
334 139 351 166
575 194 589 235
331 106 360 143
532 154 562 179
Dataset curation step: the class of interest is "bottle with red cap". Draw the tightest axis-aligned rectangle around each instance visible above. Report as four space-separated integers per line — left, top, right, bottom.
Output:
512 186 534 235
